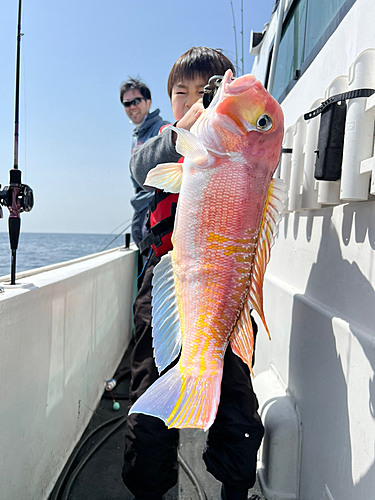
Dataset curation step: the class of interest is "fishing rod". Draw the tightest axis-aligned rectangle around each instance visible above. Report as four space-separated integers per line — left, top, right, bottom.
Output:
229 0 239 75
229 0 245 76
240 0 244 76
0 0 34 285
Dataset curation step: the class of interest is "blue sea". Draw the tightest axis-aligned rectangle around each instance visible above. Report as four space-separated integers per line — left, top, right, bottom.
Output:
0 232 128 277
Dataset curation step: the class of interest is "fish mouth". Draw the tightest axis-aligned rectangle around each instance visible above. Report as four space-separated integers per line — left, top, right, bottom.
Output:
209 70 258 136
191 70 259 150
205 70 260 114
224 72 258 97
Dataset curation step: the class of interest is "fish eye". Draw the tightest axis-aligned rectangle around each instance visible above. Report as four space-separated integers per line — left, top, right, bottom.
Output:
256 114 273 131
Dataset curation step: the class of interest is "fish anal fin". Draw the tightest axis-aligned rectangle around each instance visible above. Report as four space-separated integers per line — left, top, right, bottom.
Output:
145 162 183 193
151 253 182 372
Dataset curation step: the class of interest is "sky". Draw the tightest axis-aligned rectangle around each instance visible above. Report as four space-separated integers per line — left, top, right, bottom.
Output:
0 0 275 235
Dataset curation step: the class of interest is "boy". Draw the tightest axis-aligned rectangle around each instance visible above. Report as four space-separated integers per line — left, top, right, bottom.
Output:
122 47 264 500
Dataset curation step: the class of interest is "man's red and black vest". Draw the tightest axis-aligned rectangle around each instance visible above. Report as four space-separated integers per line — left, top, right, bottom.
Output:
139 190 179 256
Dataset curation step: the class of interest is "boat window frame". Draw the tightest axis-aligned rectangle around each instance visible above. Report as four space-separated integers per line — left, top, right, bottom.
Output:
266 0 357 102
264 45 274 91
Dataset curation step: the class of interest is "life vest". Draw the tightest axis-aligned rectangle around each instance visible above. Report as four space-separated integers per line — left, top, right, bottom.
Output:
138 125 182 257
138 190 179 256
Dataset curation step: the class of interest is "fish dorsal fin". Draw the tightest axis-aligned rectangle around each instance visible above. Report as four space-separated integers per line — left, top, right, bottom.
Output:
230 178 287 372
145 162 183 193
170 126 210 165
249 177 287 337
151 252 182 372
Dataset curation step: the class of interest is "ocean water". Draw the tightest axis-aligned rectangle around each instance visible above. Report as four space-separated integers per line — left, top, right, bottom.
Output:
0 232 129 278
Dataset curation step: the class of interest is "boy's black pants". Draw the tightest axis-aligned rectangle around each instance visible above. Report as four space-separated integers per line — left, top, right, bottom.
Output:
122 255 264 499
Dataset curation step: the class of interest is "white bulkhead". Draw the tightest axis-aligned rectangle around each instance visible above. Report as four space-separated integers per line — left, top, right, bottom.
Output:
250 0 375 499
0 248 136 500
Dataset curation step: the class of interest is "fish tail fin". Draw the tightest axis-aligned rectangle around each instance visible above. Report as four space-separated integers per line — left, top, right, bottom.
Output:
129 364 222 431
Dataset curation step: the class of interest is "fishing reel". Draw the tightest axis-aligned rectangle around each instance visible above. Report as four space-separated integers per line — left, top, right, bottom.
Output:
0 182 34 219
203 75 224 109
203 74 236 109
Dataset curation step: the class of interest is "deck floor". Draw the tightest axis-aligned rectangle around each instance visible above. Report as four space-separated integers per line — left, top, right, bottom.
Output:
50 343 265 500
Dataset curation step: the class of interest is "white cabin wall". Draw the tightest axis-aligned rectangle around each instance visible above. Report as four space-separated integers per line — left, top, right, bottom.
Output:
0 248 136 500
255 203 375 500
251 1 375 499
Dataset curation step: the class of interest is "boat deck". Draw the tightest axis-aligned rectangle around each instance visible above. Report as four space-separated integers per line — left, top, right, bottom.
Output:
49 342 265 500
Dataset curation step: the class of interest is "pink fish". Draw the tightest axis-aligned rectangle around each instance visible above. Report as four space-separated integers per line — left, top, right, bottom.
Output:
130 70 286 431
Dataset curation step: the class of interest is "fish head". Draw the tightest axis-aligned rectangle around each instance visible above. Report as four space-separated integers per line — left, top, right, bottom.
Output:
192 70 284 173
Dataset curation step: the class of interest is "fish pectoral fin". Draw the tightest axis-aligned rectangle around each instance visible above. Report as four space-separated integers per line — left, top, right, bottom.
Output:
248 177 288 336
129 364 222 431
230 301 255 375
170 126 210 165
145 162 183 193
151 253 182 372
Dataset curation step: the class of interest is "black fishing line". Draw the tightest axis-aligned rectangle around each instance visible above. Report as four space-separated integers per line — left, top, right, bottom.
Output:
99 218 132 249
100 221 132 251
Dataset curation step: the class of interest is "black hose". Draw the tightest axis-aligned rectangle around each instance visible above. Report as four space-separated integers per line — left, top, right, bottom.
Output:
102 392 130 401
52 415 208 500
60 417 128 500
177 451 208 500
50 414 126 500
52 390 207 500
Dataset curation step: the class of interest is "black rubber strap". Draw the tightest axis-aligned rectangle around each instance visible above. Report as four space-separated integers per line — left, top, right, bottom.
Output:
138 215 175 255
304 88 375 120
138 233 154 255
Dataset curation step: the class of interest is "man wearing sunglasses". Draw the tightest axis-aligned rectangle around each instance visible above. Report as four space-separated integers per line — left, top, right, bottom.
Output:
119 78 169 251
105 79 170 395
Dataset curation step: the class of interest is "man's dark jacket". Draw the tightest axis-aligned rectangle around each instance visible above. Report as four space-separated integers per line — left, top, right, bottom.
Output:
130 109 169 247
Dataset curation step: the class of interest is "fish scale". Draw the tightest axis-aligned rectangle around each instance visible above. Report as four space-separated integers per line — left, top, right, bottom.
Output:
130 70 286 430
174 163 263 352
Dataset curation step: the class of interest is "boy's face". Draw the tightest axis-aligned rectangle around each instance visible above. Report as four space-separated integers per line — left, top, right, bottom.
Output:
171 77 207 121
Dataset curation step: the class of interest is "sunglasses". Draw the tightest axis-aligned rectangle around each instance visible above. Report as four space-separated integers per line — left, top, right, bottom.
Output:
122 97 146 108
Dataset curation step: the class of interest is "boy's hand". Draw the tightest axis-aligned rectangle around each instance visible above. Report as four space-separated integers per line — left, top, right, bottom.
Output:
176 100 204 131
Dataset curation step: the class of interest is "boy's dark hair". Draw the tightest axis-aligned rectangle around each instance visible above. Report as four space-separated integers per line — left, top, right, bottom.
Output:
119 77 151 103
167 46 235 98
